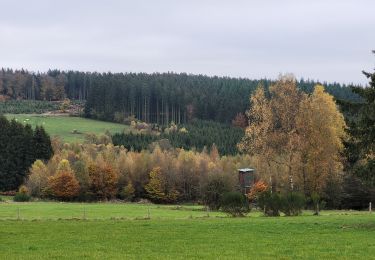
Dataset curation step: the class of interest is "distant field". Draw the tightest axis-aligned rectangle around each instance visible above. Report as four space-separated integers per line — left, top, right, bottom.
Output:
5 114 128 143
0 199 374 259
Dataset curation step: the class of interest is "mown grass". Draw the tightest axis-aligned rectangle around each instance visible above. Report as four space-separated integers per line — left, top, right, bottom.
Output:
0 200 374 259
5 114 128 143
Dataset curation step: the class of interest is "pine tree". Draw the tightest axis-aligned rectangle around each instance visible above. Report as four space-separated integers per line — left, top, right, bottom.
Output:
0 115 53 191
33 126 53 160
350 51 375 187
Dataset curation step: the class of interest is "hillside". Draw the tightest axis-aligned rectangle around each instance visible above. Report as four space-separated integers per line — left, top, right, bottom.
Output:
5 114 128 143
0 69 361 125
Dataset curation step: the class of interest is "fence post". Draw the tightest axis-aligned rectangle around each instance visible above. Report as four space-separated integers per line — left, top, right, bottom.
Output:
370 202 372 213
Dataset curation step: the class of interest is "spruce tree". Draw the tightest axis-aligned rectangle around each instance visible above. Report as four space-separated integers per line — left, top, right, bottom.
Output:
33 126 53 160
351 51 375 187
0 116 53 191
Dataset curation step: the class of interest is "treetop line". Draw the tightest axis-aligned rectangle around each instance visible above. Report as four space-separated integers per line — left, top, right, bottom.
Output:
0 69 361 124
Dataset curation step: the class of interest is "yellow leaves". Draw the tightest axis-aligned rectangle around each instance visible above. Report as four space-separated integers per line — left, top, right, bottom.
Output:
57 159 72 173
208 162 217 172
297 85 347 193
31 160 47 172
26 160 49 197
239 77 347 194
239 85 273 155
145 167 179 203
29 134 255 202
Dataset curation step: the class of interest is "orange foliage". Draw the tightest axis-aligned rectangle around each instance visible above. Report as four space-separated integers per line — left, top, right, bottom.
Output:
48 171 80 200
247 180 268 202
88 164 118 199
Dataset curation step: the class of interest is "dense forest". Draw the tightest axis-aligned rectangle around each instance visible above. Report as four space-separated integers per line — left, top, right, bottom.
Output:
0 69 361 124
0 116 53 191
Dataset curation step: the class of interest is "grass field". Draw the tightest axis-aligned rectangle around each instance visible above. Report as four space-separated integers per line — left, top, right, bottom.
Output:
5 114 128 142
0 199 374 259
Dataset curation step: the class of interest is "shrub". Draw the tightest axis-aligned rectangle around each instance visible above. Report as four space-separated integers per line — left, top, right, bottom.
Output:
258 191 283 216
281 192 305 216
15 185 31 202
221 192 250 217
247 180 268 202
202 174 232 210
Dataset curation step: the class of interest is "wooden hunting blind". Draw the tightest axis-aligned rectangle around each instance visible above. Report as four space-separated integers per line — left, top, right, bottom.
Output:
238 168 255 194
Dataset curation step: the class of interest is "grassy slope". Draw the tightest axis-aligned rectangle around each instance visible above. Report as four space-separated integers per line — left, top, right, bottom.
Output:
0 200 374 259
5 114 128 143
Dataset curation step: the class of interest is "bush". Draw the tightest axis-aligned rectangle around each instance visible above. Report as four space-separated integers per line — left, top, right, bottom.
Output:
247 180 268 203
258 191 283 216
221 192 250 217
202 174 232 210
13 193 31 202
281 192 305 216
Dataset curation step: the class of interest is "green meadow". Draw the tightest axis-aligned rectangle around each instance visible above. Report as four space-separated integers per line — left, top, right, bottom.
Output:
5 114 128 143
0 199 374 259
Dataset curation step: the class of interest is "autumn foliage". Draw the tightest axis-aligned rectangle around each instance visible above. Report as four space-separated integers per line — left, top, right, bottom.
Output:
145 167 179 203
247 180 268 202
25 140 246 202
239 76 347 197
48 171 80 200
88 163 118 200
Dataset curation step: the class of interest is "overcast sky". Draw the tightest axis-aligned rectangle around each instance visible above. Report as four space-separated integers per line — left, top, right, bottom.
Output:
0 0 374 85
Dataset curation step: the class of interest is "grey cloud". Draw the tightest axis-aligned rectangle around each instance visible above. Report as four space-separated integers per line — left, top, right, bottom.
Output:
0 0 374 85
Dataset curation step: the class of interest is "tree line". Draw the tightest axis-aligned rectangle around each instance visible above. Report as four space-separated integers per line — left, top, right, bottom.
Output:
0 115 53 191
0 69 361 124
25 140 251 203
